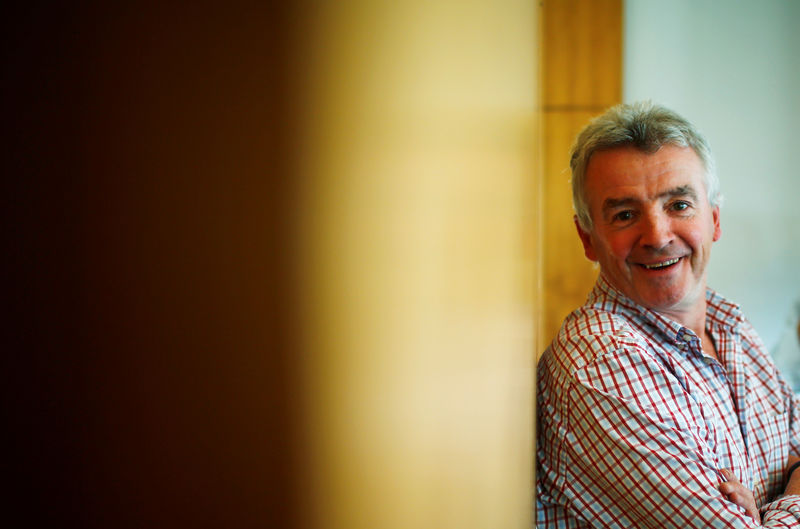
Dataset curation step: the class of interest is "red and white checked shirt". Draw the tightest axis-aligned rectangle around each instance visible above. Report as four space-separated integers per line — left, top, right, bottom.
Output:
536 275 800 528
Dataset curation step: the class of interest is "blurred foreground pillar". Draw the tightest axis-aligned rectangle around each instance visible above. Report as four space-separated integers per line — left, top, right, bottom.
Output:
295 2 541 528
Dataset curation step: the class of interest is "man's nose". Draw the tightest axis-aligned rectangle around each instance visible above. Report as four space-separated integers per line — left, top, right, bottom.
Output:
639 212 673 250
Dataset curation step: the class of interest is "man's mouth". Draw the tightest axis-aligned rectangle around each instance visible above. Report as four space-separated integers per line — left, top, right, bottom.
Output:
639 257 682 270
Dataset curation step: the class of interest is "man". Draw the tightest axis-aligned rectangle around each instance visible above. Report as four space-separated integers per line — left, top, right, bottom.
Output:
536 101 800 527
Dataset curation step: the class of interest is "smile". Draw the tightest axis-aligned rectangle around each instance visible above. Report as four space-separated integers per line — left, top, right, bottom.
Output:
640 257 681 270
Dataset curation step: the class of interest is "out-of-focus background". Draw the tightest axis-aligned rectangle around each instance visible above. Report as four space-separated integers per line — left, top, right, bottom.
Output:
4 1 798 528
5 1 538 528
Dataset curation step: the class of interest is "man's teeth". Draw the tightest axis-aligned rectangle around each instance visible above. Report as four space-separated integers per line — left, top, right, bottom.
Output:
642 257 680 269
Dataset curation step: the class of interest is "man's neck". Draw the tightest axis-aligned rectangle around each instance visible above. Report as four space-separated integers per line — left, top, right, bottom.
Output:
659 296 719 360
660 301 708 338
655 278 711 336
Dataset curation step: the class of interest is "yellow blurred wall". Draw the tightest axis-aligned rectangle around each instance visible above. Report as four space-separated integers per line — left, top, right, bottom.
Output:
295 2 541 528
5 2 553 527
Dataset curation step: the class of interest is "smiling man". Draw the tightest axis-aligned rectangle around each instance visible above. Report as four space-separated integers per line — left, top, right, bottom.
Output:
536 102 800 528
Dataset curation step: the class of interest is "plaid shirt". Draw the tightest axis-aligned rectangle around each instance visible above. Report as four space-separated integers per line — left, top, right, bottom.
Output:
536 275 800 528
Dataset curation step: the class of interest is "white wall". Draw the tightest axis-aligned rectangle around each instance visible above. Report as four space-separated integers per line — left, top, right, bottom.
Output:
624 0 800 361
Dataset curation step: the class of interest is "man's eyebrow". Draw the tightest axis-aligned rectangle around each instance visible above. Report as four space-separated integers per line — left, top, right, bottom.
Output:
602 196 636 211
601 185 700 212
659 185 699 200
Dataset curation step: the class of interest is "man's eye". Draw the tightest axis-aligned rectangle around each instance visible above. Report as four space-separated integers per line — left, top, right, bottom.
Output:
613 210 634 222
672 201 690 211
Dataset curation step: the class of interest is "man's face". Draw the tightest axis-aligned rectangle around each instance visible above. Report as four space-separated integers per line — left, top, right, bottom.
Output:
576 144 721 318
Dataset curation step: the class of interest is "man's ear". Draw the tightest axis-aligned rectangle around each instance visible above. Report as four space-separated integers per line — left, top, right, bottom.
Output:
574 215 598 262
712 205 721 242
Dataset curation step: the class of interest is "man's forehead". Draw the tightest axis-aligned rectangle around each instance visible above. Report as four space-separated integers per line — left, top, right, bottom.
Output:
585 145 706 198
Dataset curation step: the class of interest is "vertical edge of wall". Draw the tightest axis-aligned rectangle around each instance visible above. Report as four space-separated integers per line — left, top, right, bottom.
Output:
539 0 622 355
532 0 547 514
295 1 540 528
533 2 546 367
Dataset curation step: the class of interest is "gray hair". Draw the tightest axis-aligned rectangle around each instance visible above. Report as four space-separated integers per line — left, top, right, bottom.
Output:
570 101 721 231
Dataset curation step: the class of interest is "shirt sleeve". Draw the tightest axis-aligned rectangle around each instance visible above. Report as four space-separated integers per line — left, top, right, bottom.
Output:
758 339 800 525
739 318 800 456
552 342 800 528
779 347 800 457
790 387 800 456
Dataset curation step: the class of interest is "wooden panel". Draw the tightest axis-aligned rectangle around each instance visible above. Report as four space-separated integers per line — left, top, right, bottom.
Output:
542 0 623 108
540 0 621 353
542 110 599 345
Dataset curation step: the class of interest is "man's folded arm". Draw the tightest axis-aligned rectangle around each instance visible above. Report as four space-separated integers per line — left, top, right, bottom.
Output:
551 352 800 528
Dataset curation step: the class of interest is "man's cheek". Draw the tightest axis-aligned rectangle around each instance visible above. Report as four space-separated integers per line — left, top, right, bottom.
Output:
607 239 632 261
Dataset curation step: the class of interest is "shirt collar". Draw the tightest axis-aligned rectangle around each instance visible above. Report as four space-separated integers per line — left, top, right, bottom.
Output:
588 274 745 347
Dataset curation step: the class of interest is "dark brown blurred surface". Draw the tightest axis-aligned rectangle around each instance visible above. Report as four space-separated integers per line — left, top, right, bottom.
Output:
3 2 302 527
